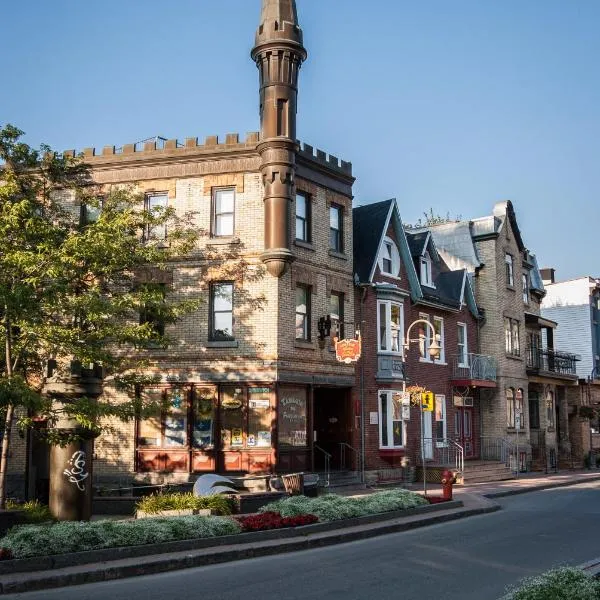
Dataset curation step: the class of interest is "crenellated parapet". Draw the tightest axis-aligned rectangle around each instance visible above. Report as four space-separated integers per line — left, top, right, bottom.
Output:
297 142 353 176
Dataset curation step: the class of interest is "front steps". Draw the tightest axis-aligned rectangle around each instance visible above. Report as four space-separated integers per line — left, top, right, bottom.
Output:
317 470 365 492
460 460 515 484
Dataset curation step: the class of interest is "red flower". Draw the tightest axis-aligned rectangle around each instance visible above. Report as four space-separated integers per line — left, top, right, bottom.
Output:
236 511 318 532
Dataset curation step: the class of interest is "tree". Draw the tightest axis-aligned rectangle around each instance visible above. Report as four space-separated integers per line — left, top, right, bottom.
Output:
0 124 200 507
404 207 461 230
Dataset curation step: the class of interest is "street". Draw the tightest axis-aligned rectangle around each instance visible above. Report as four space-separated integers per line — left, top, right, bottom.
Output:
5 482 600 600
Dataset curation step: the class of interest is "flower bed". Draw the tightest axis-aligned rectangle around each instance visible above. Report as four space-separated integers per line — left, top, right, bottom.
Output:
236 511 318 532
501 567 600 599
260 489 427 522
5 500 54 524
0 515 241 559
135 492 234 516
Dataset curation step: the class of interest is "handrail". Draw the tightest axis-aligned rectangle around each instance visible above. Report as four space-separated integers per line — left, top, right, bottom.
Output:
480 436 519 474
339 442 362 472
417 437 464 475
313 444 331 488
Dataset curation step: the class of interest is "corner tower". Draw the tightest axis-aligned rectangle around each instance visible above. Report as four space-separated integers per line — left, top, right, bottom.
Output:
251 0 307 277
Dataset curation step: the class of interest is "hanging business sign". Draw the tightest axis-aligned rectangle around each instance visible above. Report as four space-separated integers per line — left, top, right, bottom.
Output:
334 334 362 364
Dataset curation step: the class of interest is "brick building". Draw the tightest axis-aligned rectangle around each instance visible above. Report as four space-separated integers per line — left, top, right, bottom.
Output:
352 199 494 484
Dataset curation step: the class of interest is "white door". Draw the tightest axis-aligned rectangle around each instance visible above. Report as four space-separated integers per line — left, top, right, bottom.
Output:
423 411 433 460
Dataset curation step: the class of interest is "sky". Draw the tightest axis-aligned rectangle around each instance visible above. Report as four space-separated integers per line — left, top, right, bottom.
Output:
3 0 599 280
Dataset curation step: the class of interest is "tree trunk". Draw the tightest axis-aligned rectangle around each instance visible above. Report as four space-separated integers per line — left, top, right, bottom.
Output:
0 404 15 509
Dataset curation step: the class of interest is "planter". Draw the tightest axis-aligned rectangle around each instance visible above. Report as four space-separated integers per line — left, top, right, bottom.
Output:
135 508 211 519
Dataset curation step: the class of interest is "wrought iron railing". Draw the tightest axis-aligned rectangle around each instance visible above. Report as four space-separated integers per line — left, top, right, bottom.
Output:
480 436 520 473
452 353 497 382
338 442 363 474
313 444 331 488
418 438 464 476
526 346 580 376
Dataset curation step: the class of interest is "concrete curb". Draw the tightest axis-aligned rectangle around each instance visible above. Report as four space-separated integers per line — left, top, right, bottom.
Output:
579 557 600 578
0 500 500 594
479 474 600 499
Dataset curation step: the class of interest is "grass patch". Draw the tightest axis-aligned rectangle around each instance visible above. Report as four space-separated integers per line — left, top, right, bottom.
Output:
135 492 234 516
501 567 600 599
5 500 54 524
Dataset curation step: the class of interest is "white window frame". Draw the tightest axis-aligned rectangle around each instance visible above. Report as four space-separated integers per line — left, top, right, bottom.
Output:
433 316 445 364
522 272 529 304
212 188 235 237
420 251 434 287
505 253 514 287
144 192 168 241
434 394 447 446
378 237 401 278
457 322 469 367
419 313 431 362
377 300 404 354
378 390 407 449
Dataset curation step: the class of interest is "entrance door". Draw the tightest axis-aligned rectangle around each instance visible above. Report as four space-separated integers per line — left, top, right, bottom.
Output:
313 388 351 471
423 411 433 460
455 408 474 458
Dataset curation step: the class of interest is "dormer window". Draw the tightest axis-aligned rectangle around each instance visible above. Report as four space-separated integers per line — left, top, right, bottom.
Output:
378 237 400 277
420 252 433 287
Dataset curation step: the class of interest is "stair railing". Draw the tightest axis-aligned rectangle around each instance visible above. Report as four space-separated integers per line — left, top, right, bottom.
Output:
313 444 331 488
416 438 464 478
338 442 362 473
480 436 518 474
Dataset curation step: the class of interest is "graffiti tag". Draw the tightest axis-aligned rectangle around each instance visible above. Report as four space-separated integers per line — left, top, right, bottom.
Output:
63 450 89 491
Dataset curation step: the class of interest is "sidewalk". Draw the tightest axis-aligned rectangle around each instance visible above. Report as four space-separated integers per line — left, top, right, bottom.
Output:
1 470 599 595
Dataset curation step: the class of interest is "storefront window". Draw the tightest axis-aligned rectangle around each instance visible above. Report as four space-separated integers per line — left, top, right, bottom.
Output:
221 386 245 448
248 388 272 448
279 388 308 447
193 387 216 448
164 388 187 447
138 388 165 447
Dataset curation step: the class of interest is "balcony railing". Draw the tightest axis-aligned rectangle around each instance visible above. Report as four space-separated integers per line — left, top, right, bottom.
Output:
451 353 497 383
526 346 580 377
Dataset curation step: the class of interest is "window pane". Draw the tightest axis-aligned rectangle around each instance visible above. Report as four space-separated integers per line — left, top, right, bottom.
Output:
216 214 234 236
213 313 233 337
213 284 233 311
215 189 234 213
221 386 244 447
248 388 272 447
164 388 187 447
193 387 216 448
391 304 401 352
148 194 167 211
296 217 305 240
380 392 388 447
279 389 307 447
138 388 164 446
296 286 307 312
329 206 340 229
330 294 340 321
296 194 306 218
379 303 387 351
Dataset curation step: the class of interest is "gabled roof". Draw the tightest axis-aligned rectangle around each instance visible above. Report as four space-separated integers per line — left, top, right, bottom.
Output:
353 199 423 301
422 271 465 309
406 231 429 257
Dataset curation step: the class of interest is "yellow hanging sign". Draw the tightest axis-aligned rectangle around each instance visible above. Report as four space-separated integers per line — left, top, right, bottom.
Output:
421 392 434 412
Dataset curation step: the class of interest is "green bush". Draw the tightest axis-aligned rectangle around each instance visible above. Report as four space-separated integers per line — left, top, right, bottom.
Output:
5 500 54 524
1 515 241 559
135 492 234 516
501 567 600 600
260 489 427 522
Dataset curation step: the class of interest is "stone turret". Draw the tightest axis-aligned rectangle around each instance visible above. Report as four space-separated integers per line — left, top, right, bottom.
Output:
251 0 307 277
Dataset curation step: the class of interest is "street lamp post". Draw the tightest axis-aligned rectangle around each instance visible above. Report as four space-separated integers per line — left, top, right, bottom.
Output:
403 319 441 496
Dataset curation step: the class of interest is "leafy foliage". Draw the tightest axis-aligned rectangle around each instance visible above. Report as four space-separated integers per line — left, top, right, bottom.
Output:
260 489 427 522
0 515 241 558
5 500 54 523
404 207 461 229
501 567 600 600
135 493 235 516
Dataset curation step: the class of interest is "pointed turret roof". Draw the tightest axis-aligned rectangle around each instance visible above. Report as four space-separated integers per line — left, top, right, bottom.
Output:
253 0 305 53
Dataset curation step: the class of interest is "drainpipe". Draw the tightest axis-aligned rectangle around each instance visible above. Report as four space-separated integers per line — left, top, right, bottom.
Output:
357 283 373 484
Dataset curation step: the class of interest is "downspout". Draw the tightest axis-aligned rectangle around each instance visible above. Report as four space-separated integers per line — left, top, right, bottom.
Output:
358 282 374 484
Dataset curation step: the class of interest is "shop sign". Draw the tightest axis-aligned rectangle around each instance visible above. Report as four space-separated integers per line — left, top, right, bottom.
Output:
231 428 243 446
402 405 411 420
370 412 379 425
335 334 362 364
249 399 270 409
222 393 243 409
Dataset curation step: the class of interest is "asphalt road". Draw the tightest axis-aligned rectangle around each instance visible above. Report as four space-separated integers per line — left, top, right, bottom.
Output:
6 482 600 600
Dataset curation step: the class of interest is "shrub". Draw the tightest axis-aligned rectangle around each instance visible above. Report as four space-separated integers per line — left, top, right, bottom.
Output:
135 492 234 516
0 515 241 559
501 567 600 600
5 500 54 524
260 489 427 523
236 511 318 532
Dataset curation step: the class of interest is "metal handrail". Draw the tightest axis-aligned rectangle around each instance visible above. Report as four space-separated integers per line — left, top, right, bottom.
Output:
452 353 497 382
313 444 331 488
418 438 464 476
339 442 362 472
480 436 518 474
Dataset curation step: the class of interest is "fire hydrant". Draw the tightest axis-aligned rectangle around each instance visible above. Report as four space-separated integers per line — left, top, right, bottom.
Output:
441 470 456 501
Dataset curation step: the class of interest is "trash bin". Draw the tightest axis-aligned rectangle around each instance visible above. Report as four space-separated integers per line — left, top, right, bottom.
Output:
281 473 305 496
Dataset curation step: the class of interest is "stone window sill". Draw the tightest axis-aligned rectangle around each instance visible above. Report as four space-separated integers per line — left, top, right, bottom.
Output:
206 340 238 348
506 353 523 361
294 240 315 251
328 250 347 260
207 237 241 246
295 340 315 350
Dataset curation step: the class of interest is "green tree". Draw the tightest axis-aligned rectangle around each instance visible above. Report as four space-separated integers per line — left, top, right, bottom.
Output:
0 124 200 507
404 207 461 229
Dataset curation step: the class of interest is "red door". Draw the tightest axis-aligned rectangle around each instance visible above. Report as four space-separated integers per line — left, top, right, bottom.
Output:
455 408 474 458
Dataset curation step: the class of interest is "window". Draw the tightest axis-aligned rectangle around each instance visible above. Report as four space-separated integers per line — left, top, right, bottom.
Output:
144 193 168 241
529 392 540 429
295 284 311 340
212 188 235 237
420 252 433 287
80 197 103 225
435 394 447 442
210 282 234 340
457 323 468 366
546 390 555 428
522 273 529 304
507 388 515 428
329 204 343 252
279 388 308 447
418 314 431 360
433 316 445 363
139 283 166 338
505 254 514 287
515 388 524 428
378 237 400 277
330 291 344 340
295 192 310 242
505 317 520 356
377 300 403 353
379 390 406 449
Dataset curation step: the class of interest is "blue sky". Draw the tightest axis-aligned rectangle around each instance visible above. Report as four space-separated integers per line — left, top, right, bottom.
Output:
3 1 598 279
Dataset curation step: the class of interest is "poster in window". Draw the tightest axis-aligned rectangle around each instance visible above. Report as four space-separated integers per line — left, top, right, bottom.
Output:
164 417 186 447
248 387 271 449
247 434 256 447
257 431 271 447
278 389 307 447
231 428 243 446
193 388 215 449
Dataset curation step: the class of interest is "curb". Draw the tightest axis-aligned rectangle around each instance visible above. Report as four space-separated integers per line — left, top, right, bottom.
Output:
479 474 600 499
579 557 600 578
0 501 499 594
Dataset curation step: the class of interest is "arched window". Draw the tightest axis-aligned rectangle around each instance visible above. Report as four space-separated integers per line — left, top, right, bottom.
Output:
506 388 515 428
378 237 401 277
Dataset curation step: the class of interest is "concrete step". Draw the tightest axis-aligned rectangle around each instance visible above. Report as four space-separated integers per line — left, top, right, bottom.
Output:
463 473 515 484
